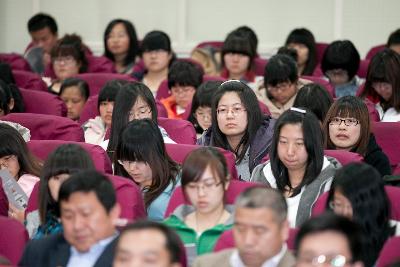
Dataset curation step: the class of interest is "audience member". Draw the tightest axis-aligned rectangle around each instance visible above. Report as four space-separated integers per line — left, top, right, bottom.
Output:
164 147 233 264
161 60 203 119
387 28 400 55
193 187 295 267
0 78 24 114
0 63 25 113
285 28 318 76
113 220 183 267
295 213 364 267
361 49 400 121
321 40 362 97
59 77 89 121
197 80 275 181
20 170 120 267
188 80 222 135
104 19 139 74
251 108 340 227
113 119 180 221
322 96 391 176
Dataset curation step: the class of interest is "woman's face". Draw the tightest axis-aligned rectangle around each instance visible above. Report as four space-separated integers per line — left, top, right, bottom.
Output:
195 106 212 131
48 173 70 201
325 69 350 86
0 155 20 179
216 92 248 140
184 165 227 215
53 55 81 81
99 100 114 128
331 189 353 219
328 116 361 151
267 81 298 105
142 49 172 73
128 97 152 121
119 160 153 188
60 86 87 120
287 43 309 66
372 82 393 101
223 52 250 79
106 23 130 58
277 123 308 174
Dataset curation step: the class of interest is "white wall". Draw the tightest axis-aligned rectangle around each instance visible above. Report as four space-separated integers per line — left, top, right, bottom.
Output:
0 0 399 58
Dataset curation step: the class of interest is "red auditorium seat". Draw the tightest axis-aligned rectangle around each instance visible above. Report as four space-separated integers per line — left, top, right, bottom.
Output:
19 88 66 116
0 216 29 265
0 53 31 71
12 70 48 91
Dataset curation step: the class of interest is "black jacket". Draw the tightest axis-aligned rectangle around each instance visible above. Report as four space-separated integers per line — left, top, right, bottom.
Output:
363 135 392 177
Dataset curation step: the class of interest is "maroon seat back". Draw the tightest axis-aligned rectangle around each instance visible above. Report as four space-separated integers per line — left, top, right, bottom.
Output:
164 180 258 218
0 53 31 71
357 59 370 78
158 117 197 145
78 95 99 124
0 216 29 265
19 88 67 116
195 41 223 50
155 79 170 100
0 183 8 216
316 42 329 63
377 236 400 267
1 113 84 142
373 122 400 174
366 44 386 60
253 58 267 76
12 70 48 91
76 73 136 96
324 150 364 166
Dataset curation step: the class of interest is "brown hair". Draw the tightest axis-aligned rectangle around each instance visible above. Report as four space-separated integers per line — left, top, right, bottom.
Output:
322 96 370 156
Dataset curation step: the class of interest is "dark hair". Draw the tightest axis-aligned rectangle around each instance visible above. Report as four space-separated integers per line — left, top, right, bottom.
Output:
181 147 230 201
113 119 179 207
117 220 183 264
27 13 58 34
293 83 333 122
295 213 364 264
97 79 126 110
264 54 298 88
58 169 116 213
0 62 16 84
221 30 256 71
104 19 139 67
141 30 172 54
321 40 360 80
0 124 41 177
269 108 324 196
211 80 263 163
322 96 370 156
277 46 298 62
59 77 90 100
188 81 221 133
39 144 95 224
167 60 203 89
0 80 11 115
387 28 400 47
107 82 157 159
285 28 318 75
0 64 25 113
361 49 400 112
51 34 88 73
235 25 258 54
326 163 393 267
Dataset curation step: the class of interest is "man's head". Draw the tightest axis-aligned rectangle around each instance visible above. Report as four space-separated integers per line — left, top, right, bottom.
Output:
27 13 58 54
113 220 183 267
58 170 120 253
295 213 364 267
233 187 289 267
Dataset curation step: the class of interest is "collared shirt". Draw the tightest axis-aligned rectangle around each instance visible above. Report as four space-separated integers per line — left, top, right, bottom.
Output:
66 233 118 267
230 244 288 267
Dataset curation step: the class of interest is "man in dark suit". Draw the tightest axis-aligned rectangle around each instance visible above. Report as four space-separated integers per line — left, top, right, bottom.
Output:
193 187 295 267
19 170 121 267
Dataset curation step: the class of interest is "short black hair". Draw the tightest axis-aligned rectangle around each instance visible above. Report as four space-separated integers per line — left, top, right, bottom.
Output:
321 40 360 80
387 28 400 47
27 13 58 34
0 79 12 115
221 30 256 71
58 170 116 213
168 60 203 89
264 54 298 87
141 30 172 54
295 213 364 265
235 25 258 53
97 79 127 110
59 77 90 101
117 220 183 264
277 46 298 62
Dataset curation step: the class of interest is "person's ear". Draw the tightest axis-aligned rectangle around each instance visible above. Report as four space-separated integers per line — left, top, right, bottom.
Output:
352 261 364 267
110 203 121 222
280 219 290 242
8 98 14 111
224 175 231 191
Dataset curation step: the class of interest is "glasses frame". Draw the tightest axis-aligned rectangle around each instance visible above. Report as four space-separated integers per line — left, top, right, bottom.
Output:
329 117 359 127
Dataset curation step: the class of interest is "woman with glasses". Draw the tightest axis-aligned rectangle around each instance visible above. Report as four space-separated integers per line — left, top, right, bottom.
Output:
113 119 179 222
197 80 275 181
104 81 175 154
326 162 396 267
164 147 232 264
322 96 391 176
47 34 88 94
251 108 340 227
360 49 400 122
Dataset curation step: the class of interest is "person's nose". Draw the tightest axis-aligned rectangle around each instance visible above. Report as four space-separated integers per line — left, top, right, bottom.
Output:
287 143 295 156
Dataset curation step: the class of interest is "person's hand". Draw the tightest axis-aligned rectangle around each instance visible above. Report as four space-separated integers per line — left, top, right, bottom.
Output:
8 204 25 223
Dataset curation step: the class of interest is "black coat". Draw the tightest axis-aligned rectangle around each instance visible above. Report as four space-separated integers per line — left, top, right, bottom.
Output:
363 134 392 177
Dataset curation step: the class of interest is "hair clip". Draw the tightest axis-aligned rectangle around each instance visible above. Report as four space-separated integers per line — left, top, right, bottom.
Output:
221 79 242 86
290 107 306 114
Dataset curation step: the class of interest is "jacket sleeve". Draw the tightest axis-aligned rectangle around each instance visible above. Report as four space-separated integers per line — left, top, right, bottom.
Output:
250 163 271 186
365 150 392 177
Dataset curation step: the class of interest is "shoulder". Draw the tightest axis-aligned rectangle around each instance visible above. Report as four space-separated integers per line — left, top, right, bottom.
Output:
193 249 234 267
278 250 296 267
250 161 272 185
197 128 212 145
20 233 66 261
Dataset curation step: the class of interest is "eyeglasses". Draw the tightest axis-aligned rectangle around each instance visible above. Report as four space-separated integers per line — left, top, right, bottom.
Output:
128 106 151 120
329 201 352 212
195 110 212 120
53 56 77 66
185 179 222 193
267 82 293 92
0 155 16 168
217 105 246 116
297 254 351 267
171 86 194 94
117 160 139 168
325 69 348 78
329 117 359 127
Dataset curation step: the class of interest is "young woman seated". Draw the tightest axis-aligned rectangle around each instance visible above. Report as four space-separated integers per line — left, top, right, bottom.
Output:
59 77 89 121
